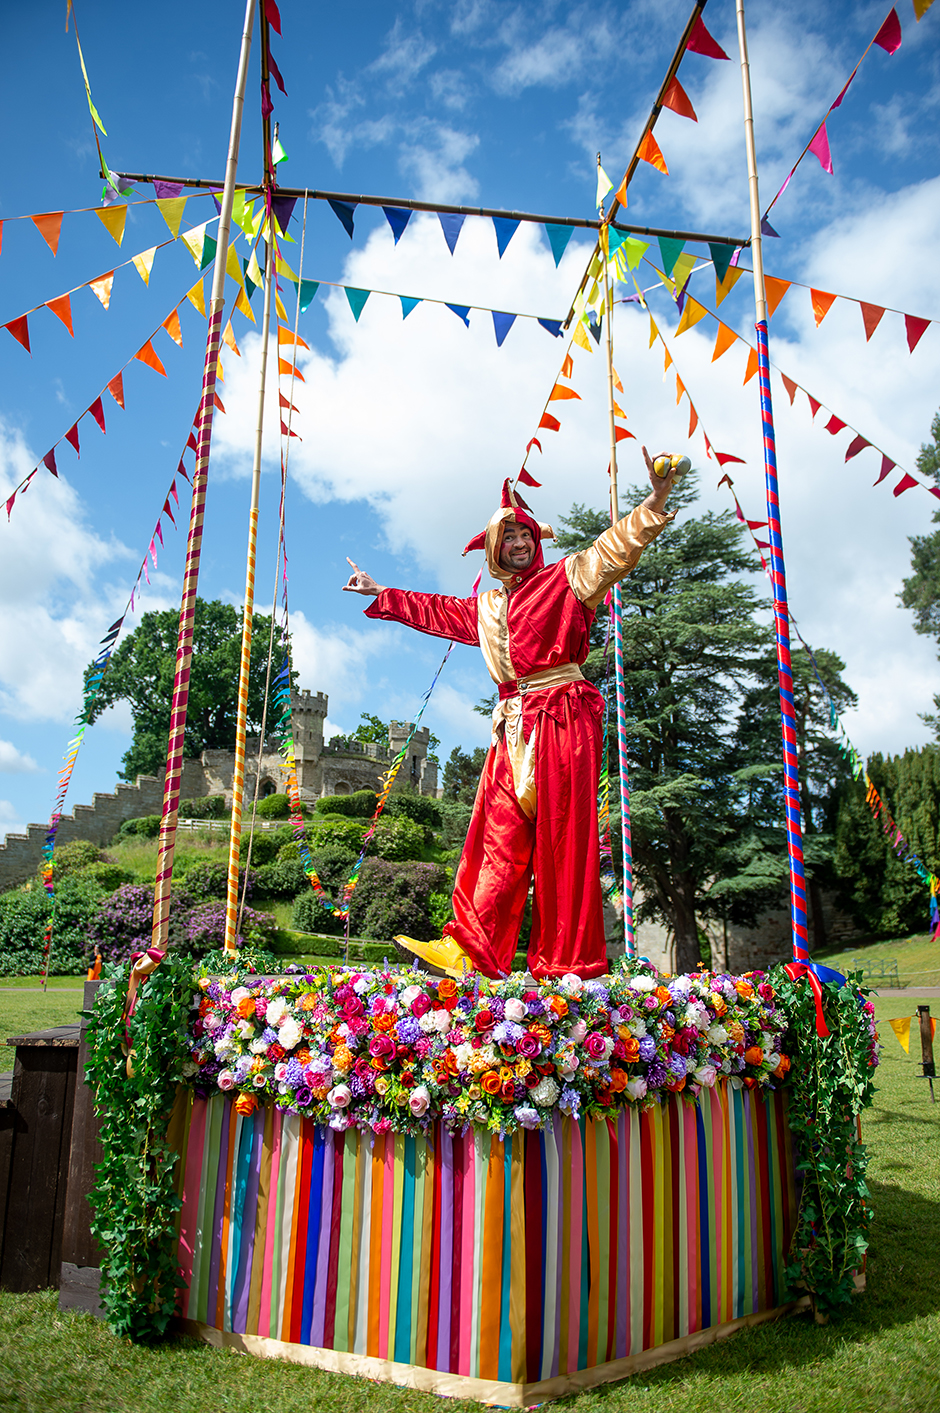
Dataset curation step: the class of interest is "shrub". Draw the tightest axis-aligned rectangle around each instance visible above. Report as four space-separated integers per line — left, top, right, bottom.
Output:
183 901 277 954
178 795 229 820
314 790 376 818
254 792 294 819
253 856 310 898
307 815 366 850
180 861 256 902
76 860 136 892
372 814 426 861
437 799 473 850
291 890 344 936
239 824 293 866
116 815 162 840
386 793 442 829
349 859 447 942
49 840 103 877
0 875 106 975
429 890 453 935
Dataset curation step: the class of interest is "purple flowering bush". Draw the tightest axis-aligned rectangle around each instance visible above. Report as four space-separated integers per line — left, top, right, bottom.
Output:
86 881 276 966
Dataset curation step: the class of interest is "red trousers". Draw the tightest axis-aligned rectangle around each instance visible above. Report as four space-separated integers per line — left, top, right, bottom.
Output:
443 682 608 979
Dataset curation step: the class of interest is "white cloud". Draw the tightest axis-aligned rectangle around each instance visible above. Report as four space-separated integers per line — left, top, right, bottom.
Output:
0 800 26 835
398 123 480 203
371 20 437 93
0 740 40 774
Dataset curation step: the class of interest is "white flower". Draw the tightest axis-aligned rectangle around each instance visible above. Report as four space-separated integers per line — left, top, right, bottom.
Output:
217 1069 235 1091
693 1065 718 1088
720 1057 732 1073
629 976 656 993
707 1024 728 1045
431 1009 452 1034
625 1077 648 1101
766 1052 781 1071
452 1043 475 1071
559 972 584 996
476 1044 497 1068
230 987 250 1007
265 998 288 1027
249 1038 268 1055
409 1085 431 1117
513 1105 541 1129
531 1076 560 1106
670 977 691 998
567 1019 588 1043
419 1011 439 1033
329 1112 351 1131
353 977 369 994
400 985 423 1008
180 1059 199 1077
328 1084 352 1108
278 1019 301 1051
504 997 526 1023
236 1020 255 1040
631 1018 648 1038
252 1073 267 1088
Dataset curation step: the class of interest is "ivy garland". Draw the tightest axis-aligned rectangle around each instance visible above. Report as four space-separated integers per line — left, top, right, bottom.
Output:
770 965 879 1320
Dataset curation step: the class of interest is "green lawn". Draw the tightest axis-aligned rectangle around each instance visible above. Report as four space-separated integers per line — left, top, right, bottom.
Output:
1 992 939 1410
816 931 940 989
0 984 84 1071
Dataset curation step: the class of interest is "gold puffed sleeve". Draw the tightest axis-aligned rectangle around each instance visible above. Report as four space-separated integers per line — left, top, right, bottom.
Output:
564 504 675 610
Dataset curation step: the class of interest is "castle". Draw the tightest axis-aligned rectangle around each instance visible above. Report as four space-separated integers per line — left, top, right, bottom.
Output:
0 689 439 892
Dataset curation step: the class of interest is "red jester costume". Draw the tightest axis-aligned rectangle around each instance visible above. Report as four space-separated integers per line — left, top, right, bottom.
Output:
361 481 674 980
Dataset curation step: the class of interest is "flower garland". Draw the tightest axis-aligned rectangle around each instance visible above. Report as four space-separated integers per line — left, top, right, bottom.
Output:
186 958 791 1136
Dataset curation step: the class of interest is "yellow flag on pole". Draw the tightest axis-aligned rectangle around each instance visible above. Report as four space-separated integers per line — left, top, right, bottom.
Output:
887 1017 911 1053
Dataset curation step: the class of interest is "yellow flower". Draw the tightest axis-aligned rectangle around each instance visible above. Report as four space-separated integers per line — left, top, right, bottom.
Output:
468 1084 482 1101
374 1076 389 1095
515 1058 532 1078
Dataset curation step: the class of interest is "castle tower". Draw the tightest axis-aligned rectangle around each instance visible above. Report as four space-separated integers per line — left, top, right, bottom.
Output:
290 690 328 796
387 722 438 797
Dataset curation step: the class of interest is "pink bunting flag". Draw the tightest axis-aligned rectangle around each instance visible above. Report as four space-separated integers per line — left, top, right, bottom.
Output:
829 74 855 110
808 123 834 174
905 314 930 352
893 473 917 497
874 8 902 53
845 435 870 460
154 522 164 547
130 587 135 611
43 448 58 477
807 395 821 419
177 459 191 484
686 14 730 59
163 497 175 526
148 538 157 568
268 50 287 95
6 491 16 519
264 0 282 32
170 480 179 505
142 559 150 584
874 455 895 486
825 414 845 435
65 424 80 456
88 397 106 434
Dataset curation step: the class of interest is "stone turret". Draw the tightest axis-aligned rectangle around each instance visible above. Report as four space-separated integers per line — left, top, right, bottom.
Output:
387 722 438 797
291 689 328 794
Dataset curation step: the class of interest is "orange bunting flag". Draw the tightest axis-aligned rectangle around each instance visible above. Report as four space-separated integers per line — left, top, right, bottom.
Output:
712 323 737 361
688 403 699 436
860 302 886 341
561 352 574 378
539 412 561 432
811 289 836 326
612 366 623 392
675 374 686 404
108 372 125 408
662 347 673 374
89 271 114 310
134 339 167 376
32 211 64 256
613 174 629 209
213 392 226 414
675 296 708 336
278 358 305 382
716 266 744 306
222 320 241 356
96 205 127 247
612 400 627 419
649 316 657 349
781 373 798 404
549 383 581 401
162 309 183 348
4 315 30 353
662 75 697 122
133 246 157 286
186 278 207 317
277 326 310 350
46 294 74 336
764 277 790 317
636 129 669 174
744 346 759 383
615 426 635 442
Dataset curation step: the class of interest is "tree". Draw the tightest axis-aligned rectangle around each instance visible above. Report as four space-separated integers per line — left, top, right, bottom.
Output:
556 473 843 972
900 410 940 731
86 598 294 780
442 744 488 803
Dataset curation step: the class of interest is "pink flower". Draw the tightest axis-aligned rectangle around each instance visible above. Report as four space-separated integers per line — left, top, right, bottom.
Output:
217 1069 235 1091
370 1035 396 1061
409 1085 431 1117
328 1084 352 1108
254 998 268 1021
517 1033 541 1058
585 1031 608 1060
411 993 432 1018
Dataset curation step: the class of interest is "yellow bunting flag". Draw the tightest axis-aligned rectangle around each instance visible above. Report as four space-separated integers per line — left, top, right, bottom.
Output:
235 287 257 324
245 250 264 288
186 277 206 316
89 271 114 310
96 205 127 247
636 130 668 174
913 0 934 18
277 326 310 350
222 320 241 356
662 346 673 375
156 196 188 239
612 366 623 392
132 246 157 286
46 294 73 335
764 276 791 317
672 252 696 293
712 322 737 361
162 308 183 349
743 346 759 383
887 1017 911 1053
181 224 208 267
216 359 224 384
675 296 708 336
656 270 676 297
225 243 245 289
811 288 837 326
275 252 298 282
32 211 64 256
274 288 288 322
572 319 592 351
649 316 657 349
716 265 744 306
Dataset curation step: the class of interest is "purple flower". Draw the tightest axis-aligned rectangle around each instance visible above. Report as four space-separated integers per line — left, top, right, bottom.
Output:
669 1054 687 1079
283 1057 304 1086
638 1036 656 1061
526 997 545 1017
262 1026 279 1045
647 1059 668 1088
395 1017 421 1045
294 1085 312 1107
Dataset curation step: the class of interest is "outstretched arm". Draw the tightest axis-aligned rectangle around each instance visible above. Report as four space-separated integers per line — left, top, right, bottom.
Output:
345 556 480 645
342 558 387 596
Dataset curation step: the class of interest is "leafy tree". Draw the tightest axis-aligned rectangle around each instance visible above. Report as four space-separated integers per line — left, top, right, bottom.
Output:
86 598 294 780
900 410 940 731
442 744 488 803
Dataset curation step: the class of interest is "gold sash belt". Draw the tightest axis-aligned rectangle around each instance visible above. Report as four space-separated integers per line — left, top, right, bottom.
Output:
490 663 584 820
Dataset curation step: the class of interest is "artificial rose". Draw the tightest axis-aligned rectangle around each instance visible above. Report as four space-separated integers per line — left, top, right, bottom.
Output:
279 1019 301 1052
369 1035 396 1061
514 1105 541 1129
517 1033 541 1058
625 1077 648 1101
481 1072 502 1095
503 997 526 1023
409 1085 431 1117
475 1008 495 1032
217 1069 235 1091
411 992 432 1018
585 1031 611 1060
568 1019 588 1043
693 1065 718 1088
328 1084 352 1108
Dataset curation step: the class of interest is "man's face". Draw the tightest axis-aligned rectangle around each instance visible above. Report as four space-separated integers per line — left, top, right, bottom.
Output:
498 520 536 573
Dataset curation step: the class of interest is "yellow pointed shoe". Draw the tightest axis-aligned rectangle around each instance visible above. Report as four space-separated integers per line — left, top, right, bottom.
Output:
393 934 474 980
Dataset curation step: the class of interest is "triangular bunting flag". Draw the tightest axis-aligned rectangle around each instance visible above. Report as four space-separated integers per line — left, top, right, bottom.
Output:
544 223 573 266
825 414 846 435
549 384 581 402
874 456 895 485
561 353 574 378
688 403 699 436
874 8 903 53
156 196 188 238
893 473 917 496
538 318 563 338
181 224 208 267
649 315 657 349
382 206 412 244
743 346 759 383
811 289 836 326
32 211 64 256
764 277 790 317
709 242 735 284
96 205 126 246
278 358 305 382
400 296 420 318
108 372 125 408
277 326 310 349
296 279 319 312
213 393 226 414
43 448 58 477
200 235 217 271
716 265 744 305
572 321 592 350
4 315 30 353
517 468 541 487
446 303 471 326
845 435 870 460
808 123 834 174
662 347 673 374
47 294 73 336
658 237 685 278
675 374 686 404
905 314 930 352
887 1017 911 1052
675 295 707 336
781 373 798 404
328 199 357 238
89 271 114 310
279 392 300 413
712 322 737 361
280 420 301 439
275 251 298 281
662 75 697 121
715 451 745 467
807 395 821 419
492 311 516 346
65 424 80 456
686 14 730 59
186 278 206 316
914 0 935 18
438 213 465 255
493 218 520 258
235 288 257 323
615 426 635 442
132 246 157 285
163 309 184 348
345 288 371 322
636 130 668 174
860 302 885 341
225 244 245 288
596 165 614 208
134 340 167 376
88 397 106 434
622 237 648 270
154 521 164 548
221 320 240 355
538 413 561 432
162 496 175 526
761 217 780 238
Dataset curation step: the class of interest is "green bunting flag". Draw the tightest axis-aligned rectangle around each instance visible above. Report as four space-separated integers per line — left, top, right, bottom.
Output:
658 237 686 279
345 287 370 321
295 280 319 313
709 242 737 284
544 223 573 267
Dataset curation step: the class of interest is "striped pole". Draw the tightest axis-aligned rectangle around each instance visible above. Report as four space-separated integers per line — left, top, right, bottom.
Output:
224 213 276 954
736 0 809 963
150 0 256 951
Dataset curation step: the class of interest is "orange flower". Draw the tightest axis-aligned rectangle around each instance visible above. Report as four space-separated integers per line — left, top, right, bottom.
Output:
655 986 672 1004
726 1020 745 1046
372 1012 395 1033
622 1037 640 1062
610 1068 628 1093
744 1046 764 1067
665 1077 686 1092
299 993 319 1011
532 1023 553 1046
773 1054 791 1078
549 996 569 1018
499 1065 514 1085
333 1044 354 1072
370 1056 387 1072
735 979 755 1000
481 1071 502 1095
437 977 458 1001
709 994 727 1017
659 1023 675 1044
295 1046 311 1065
234 1093 258 1117
236 996 256 1019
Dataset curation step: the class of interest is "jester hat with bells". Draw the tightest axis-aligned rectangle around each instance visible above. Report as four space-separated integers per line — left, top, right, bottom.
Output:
462 479 555 588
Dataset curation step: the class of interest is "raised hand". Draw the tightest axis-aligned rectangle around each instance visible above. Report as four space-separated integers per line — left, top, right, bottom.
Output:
342 558 385 596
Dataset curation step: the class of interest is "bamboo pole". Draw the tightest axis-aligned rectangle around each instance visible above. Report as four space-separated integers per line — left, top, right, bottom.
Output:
150 0 256 952
735 0 810 965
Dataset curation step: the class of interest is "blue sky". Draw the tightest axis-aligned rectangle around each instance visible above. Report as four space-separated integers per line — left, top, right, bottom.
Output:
0 0 938 839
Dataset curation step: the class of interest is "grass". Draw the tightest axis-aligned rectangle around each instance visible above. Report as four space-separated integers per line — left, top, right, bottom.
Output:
2 994 939 1411
816 931 940 989
0 985 85 1072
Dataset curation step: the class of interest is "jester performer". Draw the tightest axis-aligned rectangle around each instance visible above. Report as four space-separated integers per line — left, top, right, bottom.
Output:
343 447 678 981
